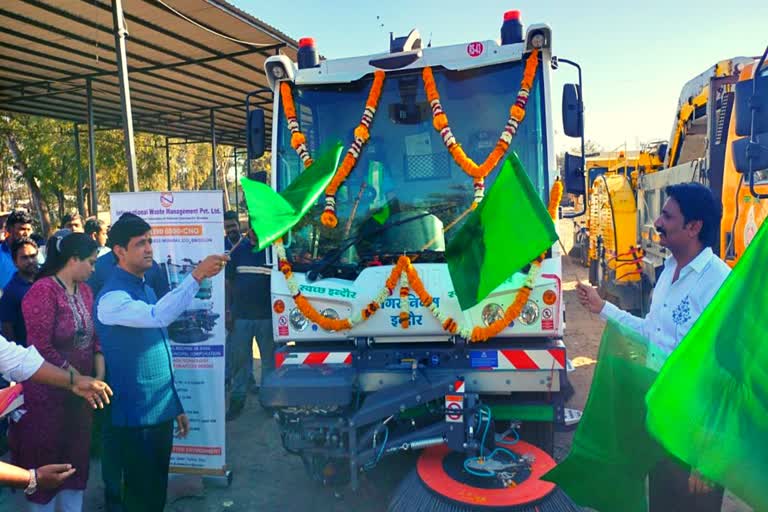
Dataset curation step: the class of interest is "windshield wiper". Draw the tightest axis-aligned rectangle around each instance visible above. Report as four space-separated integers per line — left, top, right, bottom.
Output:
306 204 458 281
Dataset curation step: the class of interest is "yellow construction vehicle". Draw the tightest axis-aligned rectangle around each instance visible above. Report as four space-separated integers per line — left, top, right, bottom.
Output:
569 143 666 307
638 52 767 277
563 49 768 314
713 55 768 266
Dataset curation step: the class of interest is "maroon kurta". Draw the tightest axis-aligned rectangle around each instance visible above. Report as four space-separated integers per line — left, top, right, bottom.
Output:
10 277 100 505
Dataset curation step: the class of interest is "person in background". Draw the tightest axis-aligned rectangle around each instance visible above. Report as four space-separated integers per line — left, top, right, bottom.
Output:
10 231 103 511
0 237 39 346
225 228 273 421
0 211 34 290
0 333 111 493
60 213 84 234
577 182 730 512
94 213 227 511
29 233 46 266
84 218 110 258
223 210 241 251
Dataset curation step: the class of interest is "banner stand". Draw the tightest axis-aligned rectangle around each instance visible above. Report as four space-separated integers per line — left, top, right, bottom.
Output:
110 191 228 480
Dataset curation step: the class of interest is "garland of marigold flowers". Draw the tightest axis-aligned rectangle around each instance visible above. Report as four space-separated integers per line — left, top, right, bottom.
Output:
422 49 540 208
279 72 386 228
275 179 560 341
279 82 313 168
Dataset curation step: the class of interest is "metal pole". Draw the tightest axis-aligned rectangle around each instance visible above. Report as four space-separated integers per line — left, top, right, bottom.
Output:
165 136 172 190
73 124 86 216
233 147 239 214
210 109 217 189
86 79 99 216
111 0 139 192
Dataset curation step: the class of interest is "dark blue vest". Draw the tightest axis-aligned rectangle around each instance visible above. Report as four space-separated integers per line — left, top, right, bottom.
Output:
95 267 183 427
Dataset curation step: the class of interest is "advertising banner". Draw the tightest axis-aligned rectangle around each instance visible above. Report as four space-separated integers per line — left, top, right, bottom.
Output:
110 191 226 474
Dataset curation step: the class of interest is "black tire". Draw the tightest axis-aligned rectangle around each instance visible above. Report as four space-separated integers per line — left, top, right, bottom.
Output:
519 421 555 456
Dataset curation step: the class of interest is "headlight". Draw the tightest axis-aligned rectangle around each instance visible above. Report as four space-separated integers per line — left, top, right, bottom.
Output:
518 301 540 325
321 308 339 320
481 303 505 326
289 308 308 331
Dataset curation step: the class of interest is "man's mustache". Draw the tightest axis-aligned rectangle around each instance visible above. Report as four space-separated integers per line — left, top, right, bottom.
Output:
656 227 666 236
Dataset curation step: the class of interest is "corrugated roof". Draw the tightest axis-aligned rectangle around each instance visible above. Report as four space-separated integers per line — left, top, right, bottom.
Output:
0 0 297 147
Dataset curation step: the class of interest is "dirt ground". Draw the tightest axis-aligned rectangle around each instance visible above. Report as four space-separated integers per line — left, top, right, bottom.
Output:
1 218 750 511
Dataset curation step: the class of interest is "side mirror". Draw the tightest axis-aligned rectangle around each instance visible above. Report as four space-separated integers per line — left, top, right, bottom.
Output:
247 109 266 161
734 76 768 137
562 84 583 138
563 152 585 195
732 133 768 174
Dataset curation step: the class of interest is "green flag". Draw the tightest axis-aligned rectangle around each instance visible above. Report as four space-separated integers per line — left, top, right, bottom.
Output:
446 152 558 310
240 143 343 251
645 220 768 511
542 320 665 512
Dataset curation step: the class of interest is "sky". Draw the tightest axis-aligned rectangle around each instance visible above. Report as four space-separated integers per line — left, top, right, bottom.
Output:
234 0 767 153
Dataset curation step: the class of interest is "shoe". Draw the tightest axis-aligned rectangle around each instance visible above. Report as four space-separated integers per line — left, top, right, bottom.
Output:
226 398 245 421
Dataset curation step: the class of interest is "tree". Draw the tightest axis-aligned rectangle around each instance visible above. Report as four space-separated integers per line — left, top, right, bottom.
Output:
1 116 70 235
2 112 243 228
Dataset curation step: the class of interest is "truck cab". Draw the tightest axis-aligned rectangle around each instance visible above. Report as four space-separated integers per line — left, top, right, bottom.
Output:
249 13 583 489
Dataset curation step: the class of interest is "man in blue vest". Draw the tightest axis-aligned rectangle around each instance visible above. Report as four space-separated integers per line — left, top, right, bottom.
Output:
95 213 227 511
88 215 171 511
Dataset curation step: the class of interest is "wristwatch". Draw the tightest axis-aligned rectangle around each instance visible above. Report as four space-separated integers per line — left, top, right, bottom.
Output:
24 468 37 495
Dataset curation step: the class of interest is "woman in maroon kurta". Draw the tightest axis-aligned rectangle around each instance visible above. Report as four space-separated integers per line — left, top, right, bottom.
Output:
10 232 102 510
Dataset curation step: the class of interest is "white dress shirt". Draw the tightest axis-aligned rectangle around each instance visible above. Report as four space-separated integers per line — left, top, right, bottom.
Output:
600 247 731 371
0 335 44 382
97 274 200 328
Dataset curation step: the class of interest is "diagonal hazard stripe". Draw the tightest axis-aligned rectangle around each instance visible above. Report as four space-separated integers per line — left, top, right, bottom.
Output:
500 350 539 370
548 349 566 369
303 352 329 365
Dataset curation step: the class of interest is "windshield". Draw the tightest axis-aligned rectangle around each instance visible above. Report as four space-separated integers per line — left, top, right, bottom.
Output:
275 60 548 272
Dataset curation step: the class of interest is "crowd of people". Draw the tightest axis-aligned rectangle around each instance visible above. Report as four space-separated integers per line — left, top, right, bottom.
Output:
0 209 228 511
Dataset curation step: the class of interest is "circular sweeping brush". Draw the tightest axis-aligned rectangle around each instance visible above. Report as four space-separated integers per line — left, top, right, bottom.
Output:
388 440 581 512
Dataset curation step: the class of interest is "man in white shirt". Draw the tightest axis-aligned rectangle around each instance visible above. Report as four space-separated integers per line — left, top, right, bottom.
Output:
577 182 730 512
0 334 112 492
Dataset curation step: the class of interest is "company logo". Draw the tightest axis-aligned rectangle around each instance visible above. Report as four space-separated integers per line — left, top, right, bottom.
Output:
160 192 174 208
467 41 484 57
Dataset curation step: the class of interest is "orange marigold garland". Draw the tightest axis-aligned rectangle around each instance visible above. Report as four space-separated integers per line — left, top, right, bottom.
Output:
273 179 560 340
398 272 410 329
422 49 540 207
548 178 563 219
279 82 313 168
275 239 406 331
322 70 386 228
